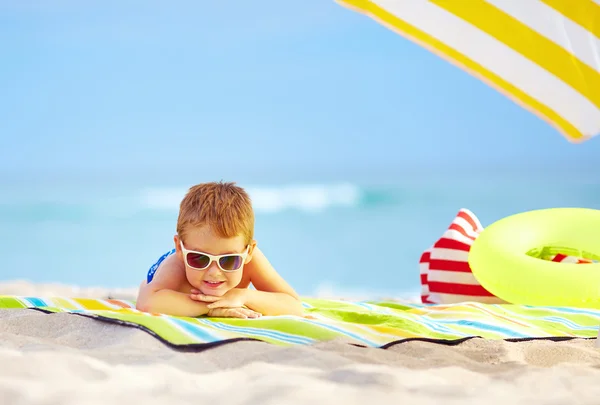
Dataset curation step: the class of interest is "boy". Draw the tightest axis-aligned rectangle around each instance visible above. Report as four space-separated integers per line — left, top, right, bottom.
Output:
136 181 303 319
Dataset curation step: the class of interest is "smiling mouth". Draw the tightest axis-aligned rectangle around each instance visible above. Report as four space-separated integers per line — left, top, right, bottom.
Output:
203 281 225 287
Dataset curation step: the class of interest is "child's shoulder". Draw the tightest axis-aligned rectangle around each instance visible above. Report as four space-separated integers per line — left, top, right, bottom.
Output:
146 248 177 283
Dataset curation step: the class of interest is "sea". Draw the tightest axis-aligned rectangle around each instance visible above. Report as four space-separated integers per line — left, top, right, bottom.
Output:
1 169 599 300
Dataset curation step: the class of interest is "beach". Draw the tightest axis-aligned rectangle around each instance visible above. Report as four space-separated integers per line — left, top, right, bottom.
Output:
4 0 600 402
1 281 600 404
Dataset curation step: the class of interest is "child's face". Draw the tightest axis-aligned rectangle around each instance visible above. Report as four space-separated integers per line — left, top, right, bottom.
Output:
175 225 251 296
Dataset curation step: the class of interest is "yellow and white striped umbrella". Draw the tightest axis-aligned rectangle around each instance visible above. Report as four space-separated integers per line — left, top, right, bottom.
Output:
336 0 600 143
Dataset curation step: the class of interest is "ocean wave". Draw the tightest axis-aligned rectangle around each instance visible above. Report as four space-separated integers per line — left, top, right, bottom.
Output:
0 183 402 222
141 183 366 214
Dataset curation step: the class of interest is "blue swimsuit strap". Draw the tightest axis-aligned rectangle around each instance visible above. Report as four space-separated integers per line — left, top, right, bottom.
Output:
146 248 176 283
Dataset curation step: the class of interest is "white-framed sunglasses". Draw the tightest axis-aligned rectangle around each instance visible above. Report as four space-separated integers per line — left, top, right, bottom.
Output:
179 241 249 272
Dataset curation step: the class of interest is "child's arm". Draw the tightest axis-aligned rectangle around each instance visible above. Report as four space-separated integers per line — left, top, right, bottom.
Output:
137 254 261 319
192 247 304 317
244 247 304 316
140 288 211 318
136 255 210 317
139 287 260 318
242 288 304 317
142 289 259 318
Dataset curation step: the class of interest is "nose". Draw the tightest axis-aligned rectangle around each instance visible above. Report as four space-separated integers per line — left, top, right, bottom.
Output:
204 261 222 275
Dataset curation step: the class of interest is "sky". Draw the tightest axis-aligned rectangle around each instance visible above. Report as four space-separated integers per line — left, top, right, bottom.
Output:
1 0 599 185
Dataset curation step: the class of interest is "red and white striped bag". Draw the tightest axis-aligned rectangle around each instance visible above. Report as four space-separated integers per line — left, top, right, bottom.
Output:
419 209 592 305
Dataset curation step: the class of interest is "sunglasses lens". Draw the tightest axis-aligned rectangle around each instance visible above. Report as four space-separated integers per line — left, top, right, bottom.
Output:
186 253 210 269
219 255 243 271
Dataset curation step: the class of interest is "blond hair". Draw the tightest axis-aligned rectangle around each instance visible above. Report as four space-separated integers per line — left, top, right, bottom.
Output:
176 181 254 244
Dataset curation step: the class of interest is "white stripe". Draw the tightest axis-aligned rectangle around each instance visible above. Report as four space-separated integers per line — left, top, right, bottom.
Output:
441 230 476 246
486 0 600 73
164 317 209 340
428 269 481 285
97 299 125 310
453 216 477 235
427 292 505 304
459 209 483 231
34 296 57 308
419 259 430 275
443 216 479 238
430 247 469 262
555 255 581 263
373 0 600 136
419 248 431 274
62 298 87 310
423 292 442 304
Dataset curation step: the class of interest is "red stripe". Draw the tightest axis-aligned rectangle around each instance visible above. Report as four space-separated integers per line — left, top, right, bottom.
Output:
106 299 131 308
421 295 434 304
428 281 496 297
433 237 472 251
429 259 472 273
448 223 476 240
420 274 428 284
458 210 479 232
419 251 431 263
552 254 592 264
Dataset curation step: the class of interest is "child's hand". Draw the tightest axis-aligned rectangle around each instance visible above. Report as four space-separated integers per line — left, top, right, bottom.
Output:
207 307 261 319
190 288 248 309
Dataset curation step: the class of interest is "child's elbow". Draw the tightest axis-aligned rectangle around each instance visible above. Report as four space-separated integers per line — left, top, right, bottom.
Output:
289 297 304 317
135 290 157 313
135 299 150 312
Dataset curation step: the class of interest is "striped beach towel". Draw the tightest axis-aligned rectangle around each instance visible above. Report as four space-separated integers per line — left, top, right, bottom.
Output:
0 295 598 349
336 0 600 143
420 209 594 305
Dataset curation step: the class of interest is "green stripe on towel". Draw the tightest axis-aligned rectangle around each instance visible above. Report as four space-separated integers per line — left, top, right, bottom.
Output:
0 295 598 348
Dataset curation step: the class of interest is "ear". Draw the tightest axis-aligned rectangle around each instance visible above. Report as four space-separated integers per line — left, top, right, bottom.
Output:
245 240 258 264
173 234 183 259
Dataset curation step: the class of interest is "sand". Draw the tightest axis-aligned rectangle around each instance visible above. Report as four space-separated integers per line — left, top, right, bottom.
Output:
1 281 600 404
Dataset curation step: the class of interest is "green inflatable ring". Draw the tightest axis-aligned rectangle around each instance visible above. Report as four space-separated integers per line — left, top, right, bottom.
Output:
468 208 600 308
